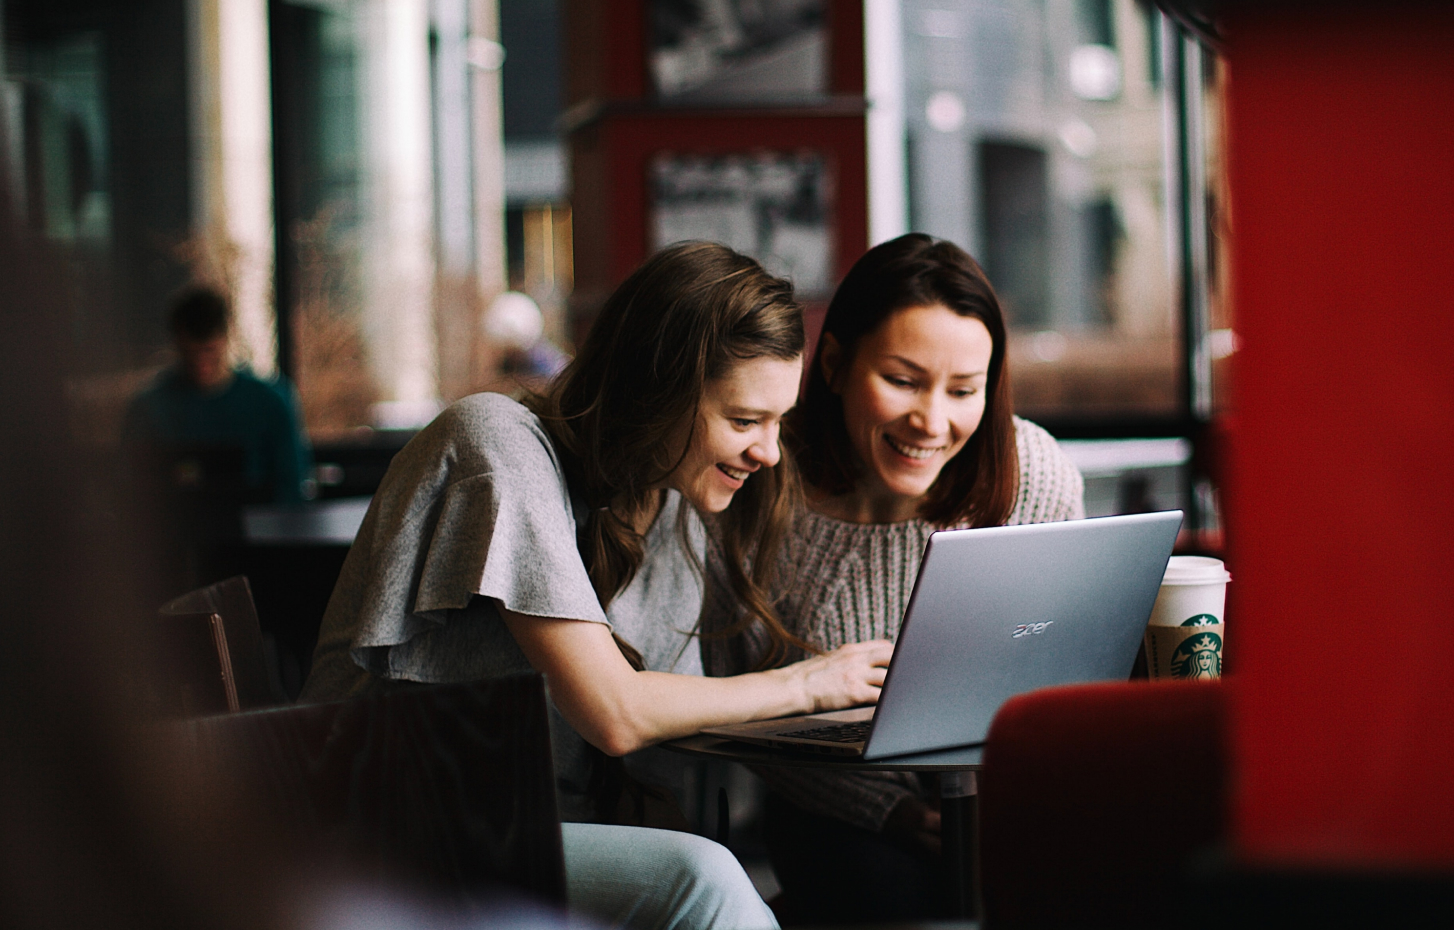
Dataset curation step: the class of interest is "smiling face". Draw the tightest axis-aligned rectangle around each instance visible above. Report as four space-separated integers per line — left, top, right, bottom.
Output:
822 303 994 523
667 354 804 514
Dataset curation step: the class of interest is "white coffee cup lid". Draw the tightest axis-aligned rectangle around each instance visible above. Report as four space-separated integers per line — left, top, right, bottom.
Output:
1161 555 1231 585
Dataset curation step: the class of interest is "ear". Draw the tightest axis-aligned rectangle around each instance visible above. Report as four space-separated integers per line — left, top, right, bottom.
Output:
819 333 844 394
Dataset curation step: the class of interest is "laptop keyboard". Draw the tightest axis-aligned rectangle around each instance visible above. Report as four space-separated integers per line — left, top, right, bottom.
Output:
783 720 872 743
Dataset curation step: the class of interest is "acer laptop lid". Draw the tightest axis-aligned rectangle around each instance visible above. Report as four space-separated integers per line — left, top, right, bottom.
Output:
701 510 1182 760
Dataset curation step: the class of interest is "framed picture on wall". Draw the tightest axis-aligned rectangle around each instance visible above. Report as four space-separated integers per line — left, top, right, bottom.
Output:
650 151 834 297
649 0 827 102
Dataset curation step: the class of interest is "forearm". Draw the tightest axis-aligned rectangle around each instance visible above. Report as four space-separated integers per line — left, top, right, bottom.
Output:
576 666 817 756
501 607 889 757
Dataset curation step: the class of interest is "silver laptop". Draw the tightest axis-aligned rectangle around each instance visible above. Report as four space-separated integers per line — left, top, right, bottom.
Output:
701 511 1182 760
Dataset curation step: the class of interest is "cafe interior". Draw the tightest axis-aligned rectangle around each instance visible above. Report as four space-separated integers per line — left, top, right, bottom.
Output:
1 0 1450 926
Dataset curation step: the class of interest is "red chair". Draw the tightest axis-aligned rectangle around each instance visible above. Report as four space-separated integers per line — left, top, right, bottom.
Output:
979 680 1226 928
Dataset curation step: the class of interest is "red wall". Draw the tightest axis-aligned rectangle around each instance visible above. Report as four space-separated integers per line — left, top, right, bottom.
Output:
1225 5 1454 868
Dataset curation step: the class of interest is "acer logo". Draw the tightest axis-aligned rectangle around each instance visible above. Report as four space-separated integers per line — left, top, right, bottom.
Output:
1012 621 1054 638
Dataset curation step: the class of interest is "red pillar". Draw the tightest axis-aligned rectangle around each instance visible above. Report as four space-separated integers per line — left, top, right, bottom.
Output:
1225 3 1454 868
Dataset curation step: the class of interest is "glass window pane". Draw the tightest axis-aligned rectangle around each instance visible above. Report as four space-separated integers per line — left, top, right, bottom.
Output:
905 0 1178 422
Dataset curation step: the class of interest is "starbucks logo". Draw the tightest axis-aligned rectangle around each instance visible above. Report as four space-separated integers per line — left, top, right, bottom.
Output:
1181 614 1219 627
1170 631 1222 679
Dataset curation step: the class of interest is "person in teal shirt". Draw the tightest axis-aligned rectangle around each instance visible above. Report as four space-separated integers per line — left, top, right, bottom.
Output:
123 286 312 505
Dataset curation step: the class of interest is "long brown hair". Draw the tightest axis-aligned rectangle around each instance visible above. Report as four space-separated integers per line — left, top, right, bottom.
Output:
791 233 1019 528
527 240 811 669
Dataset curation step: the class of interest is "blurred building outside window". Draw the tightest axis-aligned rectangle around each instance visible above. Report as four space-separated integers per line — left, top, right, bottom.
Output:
904 0 1183 423
6 0 1224 525
499 0 572 388
4 0 543 472
894 0 1227 534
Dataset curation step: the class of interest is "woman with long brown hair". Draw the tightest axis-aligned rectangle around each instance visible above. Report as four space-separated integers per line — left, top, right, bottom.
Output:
303 241 889 930
704 233 1084 923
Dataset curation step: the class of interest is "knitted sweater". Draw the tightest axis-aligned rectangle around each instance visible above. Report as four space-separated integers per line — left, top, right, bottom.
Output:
701 417 1085 832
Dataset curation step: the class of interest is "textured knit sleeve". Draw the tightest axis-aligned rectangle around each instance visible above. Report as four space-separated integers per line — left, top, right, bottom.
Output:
1007 416 1086 524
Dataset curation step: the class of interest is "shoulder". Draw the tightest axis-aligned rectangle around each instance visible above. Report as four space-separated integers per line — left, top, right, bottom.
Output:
134 367 185 401
123 367 190 427
441 391 542 430
430 393 554 458
1014 417 1075 477
229 370 296 411
1009 416 1085 523
389 393 565 494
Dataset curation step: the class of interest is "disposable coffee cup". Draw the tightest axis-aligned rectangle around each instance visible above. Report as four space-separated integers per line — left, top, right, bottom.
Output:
1144 556 1230 681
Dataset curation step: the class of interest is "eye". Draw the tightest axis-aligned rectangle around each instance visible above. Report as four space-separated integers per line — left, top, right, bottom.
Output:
950 386 980 398
731 418 759 429
884 375 914 389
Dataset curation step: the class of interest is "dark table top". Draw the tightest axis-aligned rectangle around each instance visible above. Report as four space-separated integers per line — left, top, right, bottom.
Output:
243 496 371 545
663 733 984 772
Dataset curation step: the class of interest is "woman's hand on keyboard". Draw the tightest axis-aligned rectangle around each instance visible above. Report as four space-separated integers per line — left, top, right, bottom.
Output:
782 640 893 713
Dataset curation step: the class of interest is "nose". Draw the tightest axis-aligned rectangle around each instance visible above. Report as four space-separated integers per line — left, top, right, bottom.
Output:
909 391 950 437
745 423 782 468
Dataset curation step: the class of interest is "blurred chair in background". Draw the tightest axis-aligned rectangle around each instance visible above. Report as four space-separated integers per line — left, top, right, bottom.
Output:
157 575 289 715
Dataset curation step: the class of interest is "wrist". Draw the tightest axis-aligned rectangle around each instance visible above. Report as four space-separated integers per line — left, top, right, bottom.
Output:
766 662 815 717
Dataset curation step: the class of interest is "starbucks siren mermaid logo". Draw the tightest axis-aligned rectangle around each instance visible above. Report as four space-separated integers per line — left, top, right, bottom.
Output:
1170 614 1222 679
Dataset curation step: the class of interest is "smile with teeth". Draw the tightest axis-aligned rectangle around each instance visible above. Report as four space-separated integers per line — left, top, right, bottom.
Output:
717 464 751 481
884 435 944 461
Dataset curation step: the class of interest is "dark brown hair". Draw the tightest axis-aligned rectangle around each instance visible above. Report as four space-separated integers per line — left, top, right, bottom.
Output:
527 240 811 669
168 286 231 341
791 233 1019 528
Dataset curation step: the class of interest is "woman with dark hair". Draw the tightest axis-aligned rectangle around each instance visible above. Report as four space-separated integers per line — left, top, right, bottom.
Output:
304 241 892 930
703 233 1083 923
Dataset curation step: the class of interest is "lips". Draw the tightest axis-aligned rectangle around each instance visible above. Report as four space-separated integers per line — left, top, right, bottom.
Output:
717 464 751 482
884 435 944 461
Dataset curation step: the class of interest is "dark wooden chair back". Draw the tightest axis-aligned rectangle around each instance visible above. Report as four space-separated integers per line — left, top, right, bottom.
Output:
159 575 285 713
155 608 239 715
180 676 567 909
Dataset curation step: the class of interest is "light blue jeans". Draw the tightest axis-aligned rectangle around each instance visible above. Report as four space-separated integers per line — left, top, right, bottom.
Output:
562 823 778 930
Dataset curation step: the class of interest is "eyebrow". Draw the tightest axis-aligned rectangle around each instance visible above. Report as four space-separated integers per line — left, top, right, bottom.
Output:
885 355 988 378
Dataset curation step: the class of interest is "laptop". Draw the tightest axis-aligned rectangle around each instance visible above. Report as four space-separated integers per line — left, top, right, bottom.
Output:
701 510 1183 760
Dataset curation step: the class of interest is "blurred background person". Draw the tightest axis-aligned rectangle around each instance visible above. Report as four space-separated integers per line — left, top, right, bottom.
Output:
123 286 313 506
120 286 313 594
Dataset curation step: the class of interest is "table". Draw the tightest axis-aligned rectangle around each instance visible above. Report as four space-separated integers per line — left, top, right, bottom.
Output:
238 497 371 695
664 734 985 920
242 496 371 545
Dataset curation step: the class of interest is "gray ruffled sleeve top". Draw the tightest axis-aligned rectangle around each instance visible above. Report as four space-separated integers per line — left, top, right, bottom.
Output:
302 393 705 820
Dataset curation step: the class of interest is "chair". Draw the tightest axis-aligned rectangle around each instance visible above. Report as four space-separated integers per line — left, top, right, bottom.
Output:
158 575 287 715
978 680 1226 928
178 676 568 910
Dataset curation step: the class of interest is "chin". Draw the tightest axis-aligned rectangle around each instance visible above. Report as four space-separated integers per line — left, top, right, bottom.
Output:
879 471 938 501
